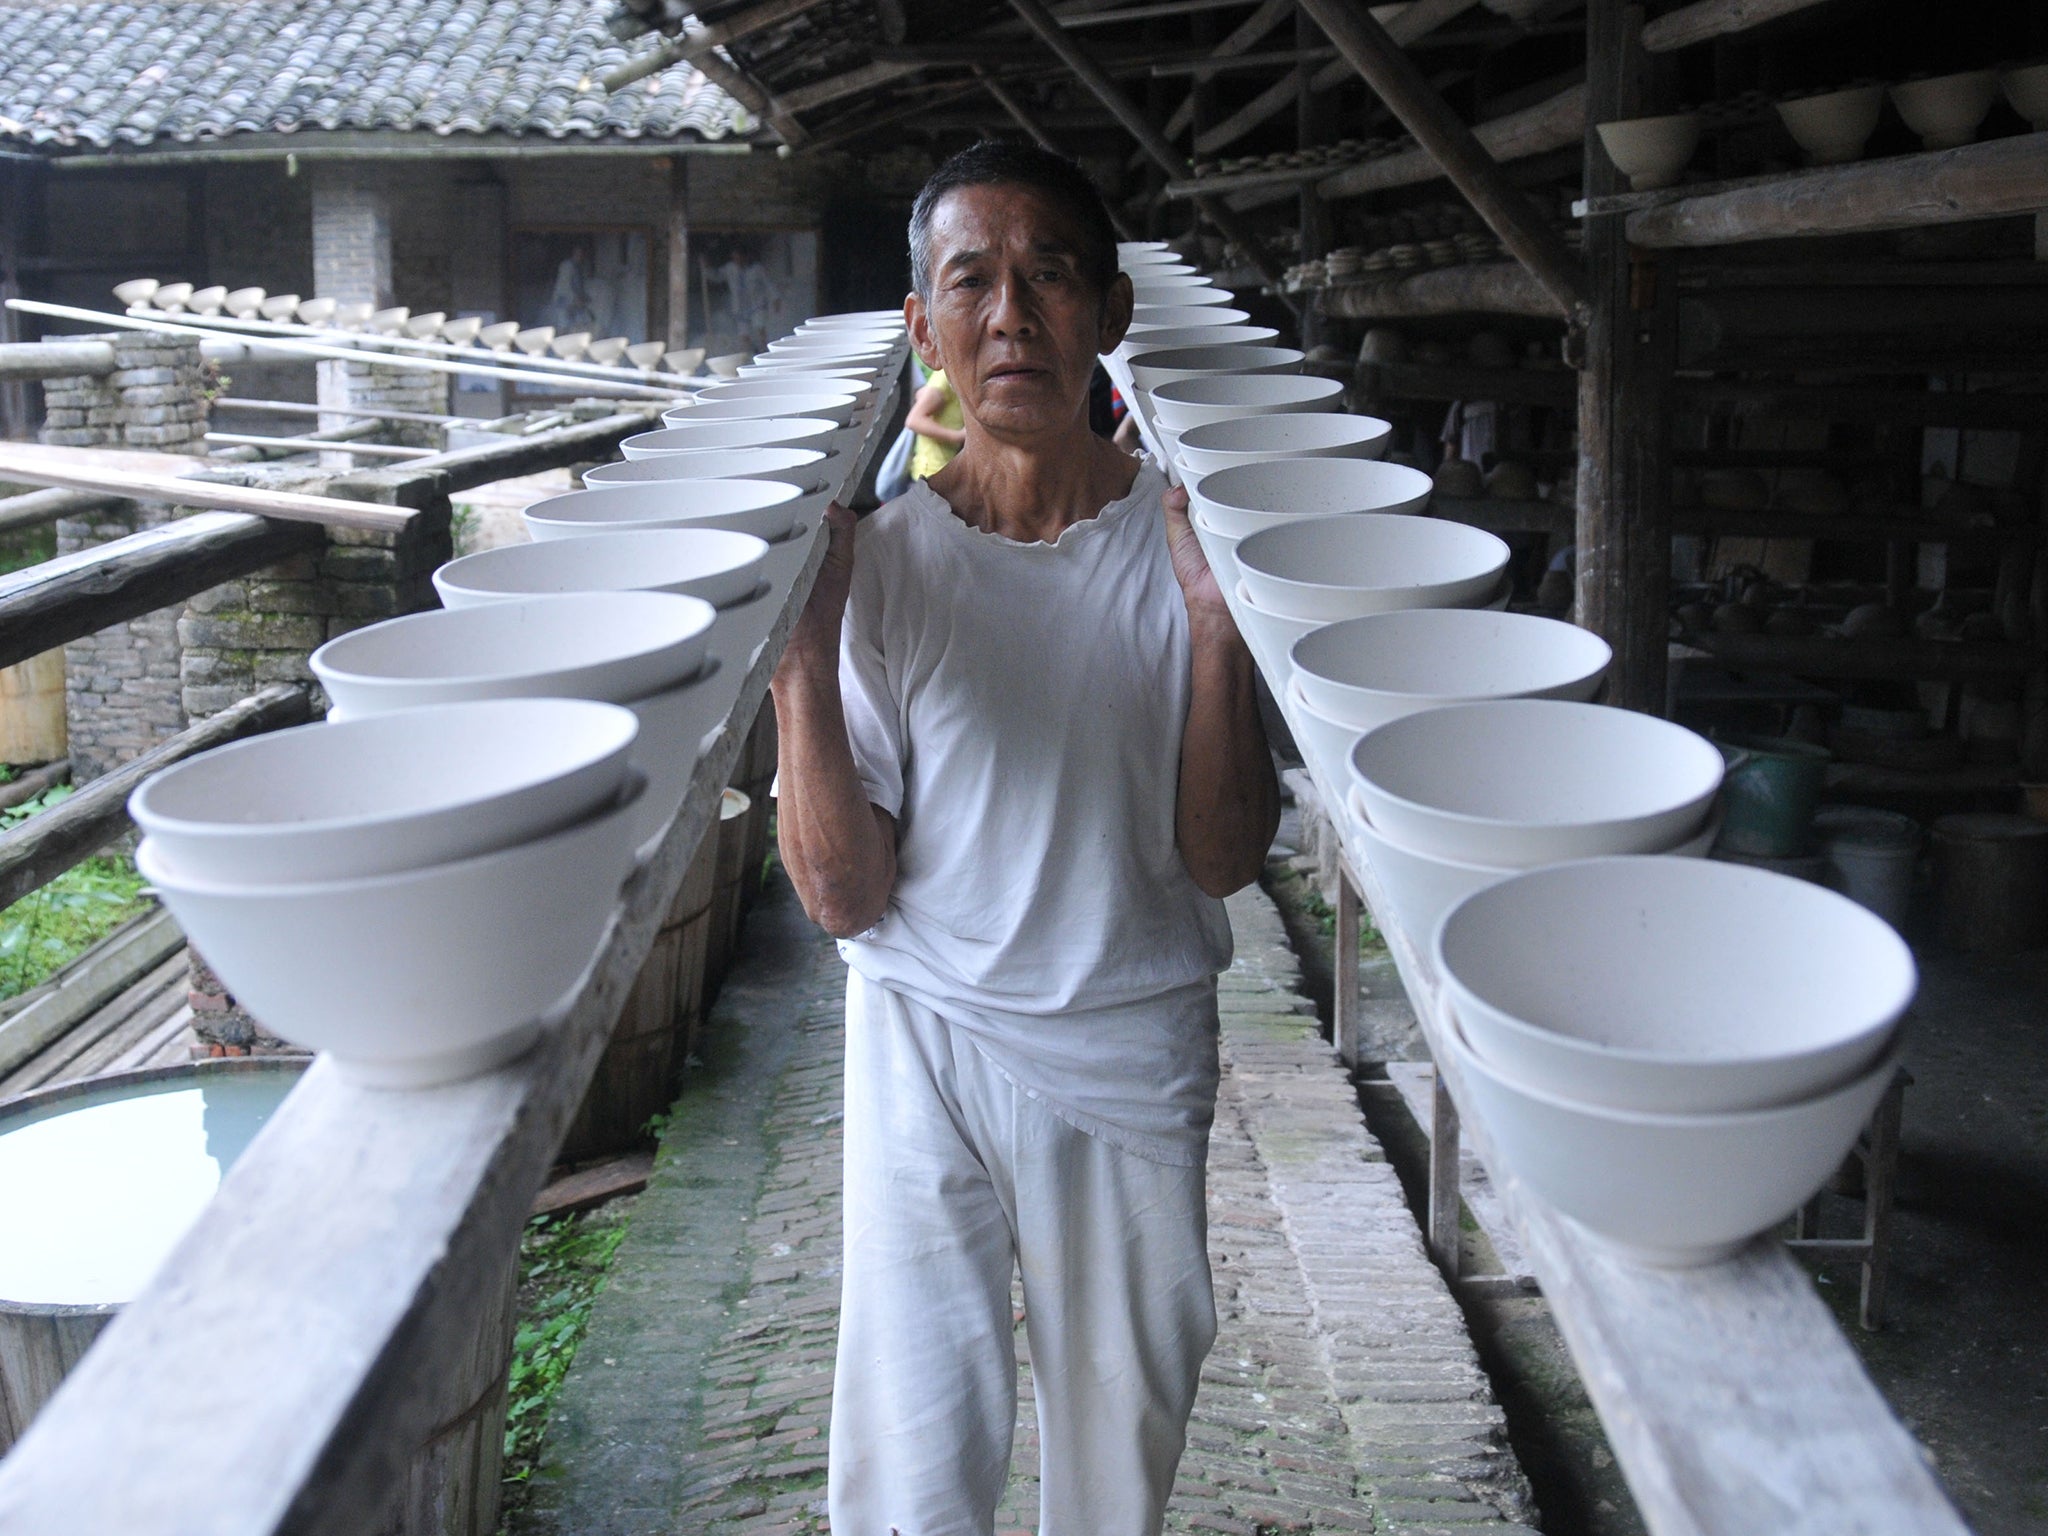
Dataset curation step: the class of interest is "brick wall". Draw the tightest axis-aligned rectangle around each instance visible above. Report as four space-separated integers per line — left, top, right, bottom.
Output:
37 331 208 451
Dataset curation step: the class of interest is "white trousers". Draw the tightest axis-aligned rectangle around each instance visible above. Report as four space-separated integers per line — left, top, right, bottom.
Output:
829 971 1218 1536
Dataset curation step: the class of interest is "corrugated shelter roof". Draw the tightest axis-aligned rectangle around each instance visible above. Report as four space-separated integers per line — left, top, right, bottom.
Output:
0 0 759 150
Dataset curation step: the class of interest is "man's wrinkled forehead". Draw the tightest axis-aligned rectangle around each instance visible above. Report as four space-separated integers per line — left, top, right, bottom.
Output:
926 185 1091 274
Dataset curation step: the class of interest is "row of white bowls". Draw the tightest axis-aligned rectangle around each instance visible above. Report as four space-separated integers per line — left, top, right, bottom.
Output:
129 312 910 1088
1126 245 1915 1267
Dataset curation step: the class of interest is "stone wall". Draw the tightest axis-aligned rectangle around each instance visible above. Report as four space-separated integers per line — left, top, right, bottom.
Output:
39 333 210 782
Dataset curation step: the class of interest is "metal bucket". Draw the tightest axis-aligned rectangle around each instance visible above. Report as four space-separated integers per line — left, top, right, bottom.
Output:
1715 736 1831 857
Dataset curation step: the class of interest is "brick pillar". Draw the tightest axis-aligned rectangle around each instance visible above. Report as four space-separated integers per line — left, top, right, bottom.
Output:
177 463 455 1054
41 333 208 783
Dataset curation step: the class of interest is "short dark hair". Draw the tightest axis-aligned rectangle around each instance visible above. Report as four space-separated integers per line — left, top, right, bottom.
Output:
908 140 1119 302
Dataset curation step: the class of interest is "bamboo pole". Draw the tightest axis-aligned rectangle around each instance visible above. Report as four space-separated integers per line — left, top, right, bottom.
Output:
4 300 678 400
1292 0 1587 319
0 450 417 533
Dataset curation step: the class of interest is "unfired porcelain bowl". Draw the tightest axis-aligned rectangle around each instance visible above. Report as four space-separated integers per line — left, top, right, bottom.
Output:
1348 791 1720 966
1775 85 1884 164
1435 855 1914 1116
631 417 840 458
1129 283 1236 308
524 480 806 543
1125 305 1253 333
2001 63 2048 129
1174 413 1393 474
1148 374 1346 432
1191 513 1244 595
695 377 877 410
1442 995 1904 1267
311 592 715 715
1130 345 1304 397
1595 112 1701 190
659 391 861 430
584 446 832 493
736 361 881 383
434 529 770 611
1347 699 1722 866
1189 459 1432 539
129 699 638 886
137 775 647 1088
1290 609 1611 731
801 310 905 328
1234 514 1508 621
1890 70 1998 149
1120 324 1282 358
1232 581 1324 683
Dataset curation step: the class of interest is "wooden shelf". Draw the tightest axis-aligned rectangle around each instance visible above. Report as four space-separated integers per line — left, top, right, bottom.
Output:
1357 360 1577 406
1319 262 1558 321
1670 507 2014 545
1431 493 1573 535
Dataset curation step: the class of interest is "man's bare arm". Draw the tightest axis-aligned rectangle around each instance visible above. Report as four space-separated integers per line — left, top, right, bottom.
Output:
1162 486 1280 896
771 503 899 937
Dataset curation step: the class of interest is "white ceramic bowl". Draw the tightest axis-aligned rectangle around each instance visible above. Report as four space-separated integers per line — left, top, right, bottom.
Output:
583 446 832 492
1120 324 1281 358
2003 63 2048 130
1125 305 1252 333
1191 512 1244 595
1149 374 1346 432
694 377 877 410
1348 788 1720 965
1291 609 1611 731
1129 345 1304 396
1234 582 1325 684
1189 459 1433 538
137 776 647 1087
1129 283 1235 308
312 591 715 716
802 310 905 328
1126 272 1215 291
129 699 638 885
736 361 881 382
1235 514 1508 621
1436 854 1914 1119
523 480 806 543
1595 112 1701 190
433 528 770 611
626 417 840 457
1283 675 1359 785
1175 413 1393 474
1348 700 1722 867
660 391 861 429
764 336 895 357
618 671 731 861
1775 85 1884 164
1443 996 1904 1267
1890 70 1998 150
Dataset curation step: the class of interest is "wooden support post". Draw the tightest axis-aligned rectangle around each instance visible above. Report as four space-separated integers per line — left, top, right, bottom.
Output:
1428 1065 1462 1277
978 71 1141 242
1574 0 1672 715
667 156 690 353
1860 1073 1906 1331
1334 870 1361 1069
1292 0 1587 319
1002 0 1295 293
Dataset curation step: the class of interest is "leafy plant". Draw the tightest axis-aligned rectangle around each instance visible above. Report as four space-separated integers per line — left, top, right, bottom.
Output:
500 1206 633 1505
0 787 153 1001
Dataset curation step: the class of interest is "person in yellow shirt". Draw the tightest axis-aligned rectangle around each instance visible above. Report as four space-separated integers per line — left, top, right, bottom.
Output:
905 366 965 480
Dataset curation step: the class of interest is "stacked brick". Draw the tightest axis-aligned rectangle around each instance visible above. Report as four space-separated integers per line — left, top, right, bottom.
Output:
37 331 209 451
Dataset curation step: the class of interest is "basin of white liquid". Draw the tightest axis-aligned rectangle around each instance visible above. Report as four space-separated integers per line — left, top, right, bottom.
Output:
0 1060 304 1307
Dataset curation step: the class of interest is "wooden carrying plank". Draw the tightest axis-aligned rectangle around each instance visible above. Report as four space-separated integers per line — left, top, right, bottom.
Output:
0 371 893 1536
1625 131 2048 249
0 513 327 674
0 450 416 533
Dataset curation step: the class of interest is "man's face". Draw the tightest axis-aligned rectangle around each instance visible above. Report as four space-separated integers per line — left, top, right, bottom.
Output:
907 183 1133 442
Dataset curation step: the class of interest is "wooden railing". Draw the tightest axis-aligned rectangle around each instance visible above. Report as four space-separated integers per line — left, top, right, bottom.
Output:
0 350 904 1535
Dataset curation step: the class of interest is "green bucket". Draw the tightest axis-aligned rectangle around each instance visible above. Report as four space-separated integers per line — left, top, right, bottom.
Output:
1716 736 1831 857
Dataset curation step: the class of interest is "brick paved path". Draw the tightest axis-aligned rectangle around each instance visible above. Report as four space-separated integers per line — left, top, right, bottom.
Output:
515 873 1538 1536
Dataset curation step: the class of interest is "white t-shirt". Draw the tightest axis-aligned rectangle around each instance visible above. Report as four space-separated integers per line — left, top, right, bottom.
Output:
836 461 1234 1165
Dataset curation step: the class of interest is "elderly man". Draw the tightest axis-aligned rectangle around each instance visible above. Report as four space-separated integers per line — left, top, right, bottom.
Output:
771 141 1279 1535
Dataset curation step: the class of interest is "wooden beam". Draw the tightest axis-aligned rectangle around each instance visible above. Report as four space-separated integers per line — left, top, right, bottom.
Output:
1067 0 1266 24
0 488 120 535
328 410 659 498
1151 46 1335 76
1640 0 1836 52
0 342 115 382
1293 0 1587 317
1004 0 1294 291
0 451 417 534
0 512 326 674
1319 260 1556 320
1626 132 2048 249
1317 80 1585 199
1160 0 1296 142
667 156 690 352
776 60 925 116
1576 0 1669 716
798 80 991 154
978 71 1142 240
0 684 312 910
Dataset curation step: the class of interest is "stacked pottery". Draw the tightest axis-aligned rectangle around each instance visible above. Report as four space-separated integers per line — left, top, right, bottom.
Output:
1433 856 1914 1267
1343 699 1722 949
622 417 842 460
131 697 650 1086
1185 458 1433 595
584 445 834 492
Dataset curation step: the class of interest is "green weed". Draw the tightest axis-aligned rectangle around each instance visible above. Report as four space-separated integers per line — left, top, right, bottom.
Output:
0 787 153 1001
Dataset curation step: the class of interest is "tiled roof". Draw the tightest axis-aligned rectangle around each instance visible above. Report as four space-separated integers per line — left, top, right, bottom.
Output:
0 0 759 150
